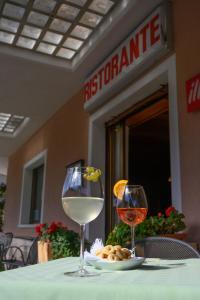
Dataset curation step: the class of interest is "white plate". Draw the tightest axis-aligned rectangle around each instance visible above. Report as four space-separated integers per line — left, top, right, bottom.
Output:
87 257 145 271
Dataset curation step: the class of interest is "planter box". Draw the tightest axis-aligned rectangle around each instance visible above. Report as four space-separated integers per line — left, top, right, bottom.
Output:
38 241 52 263
160 233 187 241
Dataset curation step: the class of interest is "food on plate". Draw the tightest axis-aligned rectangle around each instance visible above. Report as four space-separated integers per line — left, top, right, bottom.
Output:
95 244 131 261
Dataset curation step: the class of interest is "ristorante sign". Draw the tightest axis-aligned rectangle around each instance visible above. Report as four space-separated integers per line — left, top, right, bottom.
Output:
84 4 171 108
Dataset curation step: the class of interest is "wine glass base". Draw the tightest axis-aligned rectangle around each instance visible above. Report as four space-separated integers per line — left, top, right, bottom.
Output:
64 268 99 277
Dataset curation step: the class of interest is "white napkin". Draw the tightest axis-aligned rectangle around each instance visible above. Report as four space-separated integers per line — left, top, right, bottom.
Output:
84 238 104 261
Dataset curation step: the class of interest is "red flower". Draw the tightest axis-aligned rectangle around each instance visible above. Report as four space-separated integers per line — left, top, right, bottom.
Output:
35 223 46 235
157 212 162 218
47 222 58 234
165 206 176 217
35 225 41 234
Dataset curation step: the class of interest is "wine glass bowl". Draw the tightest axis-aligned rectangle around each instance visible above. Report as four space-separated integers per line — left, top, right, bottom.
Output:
116 185 148 256
62 166 104 277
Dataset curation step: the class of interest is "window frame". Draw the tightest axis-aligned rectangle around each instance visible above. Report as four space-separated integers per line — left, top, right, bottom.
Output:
18 150 47 228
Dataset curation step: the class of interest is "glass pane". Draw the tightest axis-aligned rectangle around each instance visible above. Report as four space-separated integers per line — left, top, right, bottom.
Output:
0 18 19 33
4 127 14 133
56 48 75 59
16 36 36 49
0 113 11 119
57 4 80 21
66 0 87 6
0 31 15 44
21 25 42 39
43 31 63 45
71 25 92 39
37 42 56 54
63 37 83 50
89 0 114 15
50 18 71 33
0 113 25 134
3 3 25 20
13 115 25 120
10 0 29 5
80 12 102 28
27 11 49 27
33 0 57 14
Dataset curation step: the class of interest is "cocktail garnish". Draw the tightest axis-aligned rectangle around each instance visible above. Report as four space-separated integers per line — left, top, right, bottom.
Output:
83 166 102 182
113 179 128 200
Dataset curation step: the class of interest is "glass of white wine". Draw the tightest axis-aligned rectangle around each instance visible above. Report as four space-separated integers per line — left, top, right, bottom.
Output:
62 166 104 277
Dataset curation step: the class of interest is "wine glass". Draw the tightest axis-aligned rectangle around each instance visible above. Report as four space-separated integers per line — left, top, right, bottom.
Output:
116 185 148 256
62 166 104 277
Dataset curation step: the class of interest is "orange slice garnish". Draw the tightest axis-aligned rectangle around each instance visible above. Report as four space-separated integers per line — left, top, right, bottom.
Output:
113 180 128 200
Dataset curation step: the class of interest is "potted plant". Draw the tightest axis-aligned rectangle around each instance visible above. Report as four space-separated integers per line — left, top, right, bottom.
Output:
106 206 186 247
35 222 80 263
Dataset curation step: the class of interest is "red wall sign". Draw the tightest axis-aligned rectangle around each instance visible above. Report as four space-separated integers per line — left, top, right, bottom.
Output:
84 4 169 106
186 74 200 112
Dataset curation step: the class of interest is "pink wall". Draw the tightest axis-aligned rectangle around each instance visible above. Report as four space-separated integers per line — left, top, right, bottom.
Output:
173 0 200 242
4 0 200 245
4 91 88 236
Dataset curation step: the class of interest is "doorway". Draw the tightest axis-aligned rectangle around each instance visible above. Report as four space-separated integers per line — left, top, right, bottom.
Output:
87 55 181 242
106 94 171 235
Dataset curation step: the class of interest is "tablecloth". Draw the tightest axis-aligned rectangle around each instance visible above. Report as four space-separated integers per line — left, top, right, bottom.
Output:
0 257 200 300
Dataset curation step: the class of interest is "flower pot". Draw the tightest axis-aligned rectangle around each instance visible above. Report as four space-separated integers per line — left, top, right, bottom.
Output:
160 232 187 241
38 241 52 263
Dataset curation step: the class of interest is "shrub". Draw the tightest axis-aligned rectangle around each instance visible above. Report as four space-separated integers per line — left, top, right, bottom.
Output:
106 206 186 246
35 222 80 259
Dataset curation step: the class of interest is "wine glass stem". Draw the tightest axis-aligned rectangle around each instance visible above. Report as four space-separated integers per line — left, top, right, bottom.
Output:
79 224 85 272
131 226 135 257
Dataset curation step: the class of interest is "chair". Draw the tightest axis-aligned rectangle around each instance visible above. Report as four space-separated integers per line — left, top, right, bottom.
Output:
3 237 38 270
135 236 200 259
0 232 13 249
0 232 13 259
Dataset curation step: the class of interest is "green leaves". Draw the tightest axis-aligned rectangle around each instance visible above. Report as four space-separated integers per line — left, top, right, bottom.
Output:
106 222 131 247
51 229 80 259
106 209 186 245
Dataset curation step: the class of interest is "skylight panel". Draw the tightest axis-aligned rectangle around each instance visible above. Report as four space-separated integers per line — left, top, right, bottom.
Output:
0 0 119 61
0 113 26 136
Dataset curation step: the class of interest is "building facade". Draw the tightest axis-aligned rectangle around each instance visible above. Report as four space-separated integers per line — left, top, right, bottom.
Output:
3 0 200 245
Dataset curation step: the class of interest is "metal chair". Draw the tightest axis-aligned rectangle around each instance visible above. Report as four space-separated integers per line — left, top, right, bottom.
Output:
135 236 200 259
0 232 13 249
0 232 13 259
3 237 38 270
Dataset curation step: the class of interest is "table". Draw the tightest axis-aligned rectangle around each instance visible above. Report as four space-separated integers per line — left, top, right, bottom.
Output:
0 257 200 300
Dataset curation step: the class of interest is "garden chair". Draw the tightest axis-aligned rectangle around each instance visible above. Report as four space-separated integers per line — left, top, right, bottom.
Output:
3 237 38 270
0 232 13 259
135 236 200 259
0 232 13 249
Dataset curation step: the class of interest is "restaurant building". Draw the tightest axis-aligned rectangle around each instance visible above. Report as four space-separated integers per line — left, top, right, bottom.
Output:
2 0 200 245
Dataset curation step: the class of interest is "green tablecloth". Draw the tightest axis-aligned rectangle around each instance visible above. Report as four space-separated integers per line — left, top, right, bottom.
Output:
0 257 200 300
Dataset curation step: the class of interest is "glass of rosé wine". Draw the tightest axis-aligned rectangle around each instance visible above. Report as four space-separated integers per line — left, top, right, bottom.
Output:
116 185 148 256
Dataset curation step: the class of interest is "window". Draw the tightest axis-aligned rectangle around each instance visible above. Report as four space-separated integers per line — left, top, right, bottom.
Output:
19 150 47 226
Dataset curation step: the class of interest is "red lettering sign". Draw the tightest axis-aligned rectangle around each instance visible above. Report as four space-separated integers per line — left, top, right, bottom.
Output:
84 6 165 103
186 74 200 112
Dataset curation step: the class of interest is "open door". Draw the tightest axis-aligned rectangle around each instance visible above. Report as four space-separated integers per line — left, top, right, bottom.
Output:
106 90 171 236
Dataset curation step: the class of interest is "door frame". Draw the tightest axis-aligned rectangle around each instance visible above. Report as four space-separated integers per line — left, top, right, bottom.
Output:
87 54 182 242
